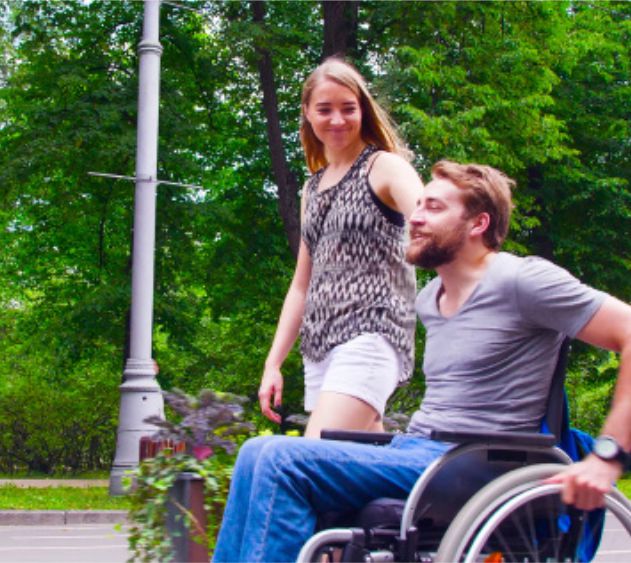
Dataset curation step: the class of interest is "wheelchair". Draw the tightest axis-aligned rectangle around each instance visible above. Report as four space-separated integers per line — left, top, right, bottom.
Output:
297 341 631 562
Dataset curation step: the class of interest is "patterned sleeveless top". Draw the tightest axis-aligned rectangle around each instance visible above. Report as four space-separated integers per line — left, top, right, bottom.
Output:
300 145 416 383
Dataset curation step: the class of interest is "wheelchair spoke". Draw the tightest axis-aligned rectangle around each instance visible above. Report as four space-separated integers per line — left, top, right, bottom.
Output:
543 499 564 560
582 510 602 554
498 532 519 562
478 497 551 562
511 499 539 561
543 493 562 561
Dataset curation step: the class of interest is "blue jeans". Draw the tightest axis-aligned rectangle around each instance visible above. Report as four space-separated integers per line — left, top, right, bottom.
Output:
213 434 451 562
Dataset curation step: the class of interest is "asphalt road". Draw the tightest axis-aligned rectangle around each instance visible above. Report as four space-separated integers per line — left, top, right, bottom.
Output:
0 524 130 563
0 514 628 562
594 511 631 562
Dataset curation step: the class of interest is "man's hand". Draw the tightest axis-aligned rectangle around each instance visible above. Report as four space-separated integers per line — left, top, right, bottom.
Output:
259 367 284 424
543 454 623 510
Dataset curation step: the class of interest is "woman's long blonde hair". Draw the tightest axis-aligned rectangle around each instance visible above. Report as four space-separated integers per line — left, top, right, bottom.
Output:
300 57 411 173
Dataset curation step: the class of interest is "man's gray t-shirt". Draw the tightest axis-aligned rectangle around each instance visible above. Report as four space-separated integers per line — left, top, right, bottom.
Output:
407 253 606 437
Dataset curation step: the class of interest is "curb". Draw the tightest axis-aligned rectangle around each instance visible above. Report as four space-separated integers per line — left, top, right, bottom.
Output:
0 510 128 525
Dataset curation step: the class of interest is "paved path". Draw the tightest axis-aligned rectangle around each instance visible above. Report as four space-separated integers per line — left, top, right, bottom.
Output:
0 480 628 561
0 524 130 563
0 516 628 562
594 512 631 562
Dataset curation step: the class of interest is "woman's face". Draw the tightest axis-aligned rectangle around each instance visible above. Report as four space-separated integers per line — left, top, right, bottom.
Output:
304 79 363 153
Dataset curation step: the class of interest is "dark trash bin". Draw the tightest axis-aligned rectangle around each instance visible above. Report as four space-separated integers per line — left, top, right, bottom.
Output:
166 471 209 562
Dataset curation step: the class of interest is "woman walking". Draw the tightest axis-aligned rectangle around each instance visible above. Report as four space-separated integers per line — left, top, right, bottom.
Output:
259 58 423 438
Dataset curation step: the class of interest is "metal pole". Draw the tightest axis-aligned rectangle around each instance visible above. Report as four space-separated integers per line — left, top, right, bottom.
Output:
109 0 164 495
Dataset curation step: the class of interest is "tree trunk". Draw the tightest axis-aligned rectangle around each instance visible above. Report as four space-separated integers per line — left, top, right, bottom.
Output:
251 0 301 258
527 165 555 261
322 0 359 59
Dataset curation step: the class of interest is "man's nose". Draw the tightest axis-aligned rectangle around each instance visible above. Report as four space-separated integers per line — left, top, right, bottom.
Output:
409 206 425 224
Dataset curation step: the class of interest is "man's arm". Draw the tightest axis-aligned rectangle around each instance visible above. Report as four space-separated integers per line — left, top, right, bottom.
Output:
546 295 631 510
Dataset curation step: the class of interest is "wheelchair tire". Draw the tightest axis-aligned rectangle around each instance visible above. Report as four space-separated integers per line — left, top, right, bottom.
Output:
435 463 631 563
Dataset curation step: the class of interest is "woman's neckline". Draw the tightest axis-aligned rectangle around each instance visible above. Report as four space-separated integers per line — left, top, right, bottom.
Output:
316 144 372 194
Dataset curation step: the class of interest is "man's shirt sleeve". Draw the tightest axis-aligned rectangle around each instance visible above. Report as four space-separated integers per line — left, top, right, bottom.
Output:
515 256 607 338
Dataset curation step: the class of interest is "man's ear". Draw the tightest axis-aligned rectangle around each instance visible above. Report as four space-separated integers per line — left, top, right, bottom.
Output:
469 212 490 237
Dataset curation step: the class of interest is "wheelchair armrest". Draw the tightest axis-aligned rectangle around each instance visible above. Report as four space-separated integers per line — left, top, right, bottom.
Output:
430 429 556 448
321 429 394 445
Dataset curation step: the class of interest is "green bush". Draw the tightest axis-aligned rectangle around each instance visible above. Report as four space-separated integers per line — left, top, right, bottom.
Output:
0 362 119 474
566 348 618 436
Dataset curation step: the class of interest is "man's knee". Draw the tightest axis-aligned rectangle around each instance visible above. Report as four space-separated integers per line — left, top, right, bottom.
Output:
257 435 303 465
236 435 277 467
237 435 301 469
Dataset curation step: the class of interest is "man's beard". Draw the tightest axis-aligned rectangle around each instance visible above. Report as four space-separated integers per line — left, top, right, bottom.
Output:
406 224 467 269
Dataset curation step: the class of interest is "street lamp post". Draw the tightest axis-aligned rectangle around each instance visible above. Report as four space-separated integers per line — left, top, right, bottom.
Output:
109 0 164 495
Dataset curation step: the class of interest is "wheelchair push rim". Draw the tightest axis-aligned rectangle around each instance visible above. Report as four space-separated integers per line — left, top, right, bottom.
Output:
436 464 631 563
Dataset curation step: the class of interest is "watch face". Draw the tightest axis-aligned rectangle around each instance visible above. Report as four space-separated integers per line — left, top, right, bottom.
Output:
595 436 619 459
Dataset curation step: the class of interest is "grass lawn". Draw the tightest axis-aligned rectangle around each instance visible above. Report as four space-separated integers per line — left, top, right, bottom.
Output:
618 476 631 499
0 485 131 510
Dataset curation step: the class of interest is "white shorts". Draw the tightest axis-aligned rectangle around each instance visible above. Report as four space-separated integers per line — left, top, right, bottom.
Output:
303 333 401 417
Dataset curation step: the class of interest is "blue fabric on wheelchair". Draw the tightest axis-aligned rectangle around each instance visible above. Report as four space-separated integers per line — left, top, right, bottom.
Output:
541 393 603 562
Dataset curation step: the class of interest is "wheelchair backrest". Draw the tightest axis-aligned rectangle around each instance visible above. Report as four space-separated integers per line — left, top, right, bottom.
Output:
541 337 571 442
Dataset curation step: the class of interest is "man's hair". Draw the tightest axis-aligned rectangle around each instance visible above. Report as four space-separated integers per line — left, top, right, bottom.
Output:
432 160 515 250
300 57 412 172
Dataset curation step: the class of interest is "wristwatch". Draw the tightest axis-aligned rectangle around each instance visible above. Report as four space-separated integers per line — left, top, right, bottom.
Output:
593 435 631 470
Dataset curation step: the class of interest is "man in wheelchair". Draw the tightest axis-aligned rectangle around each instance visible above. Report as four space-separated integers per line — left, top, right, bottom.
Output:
214 160 631 562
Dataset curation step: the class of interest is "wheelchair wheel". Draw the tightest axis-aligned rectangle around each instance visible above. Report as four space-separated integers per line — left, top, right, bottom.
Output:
436 464 631 562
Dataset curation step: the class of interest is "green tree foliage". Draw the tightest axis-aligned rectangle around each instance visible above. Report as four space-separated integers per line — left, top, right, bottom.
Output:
0 1 628 470
543 2 630 294
368 1 629 293
0 0 306 470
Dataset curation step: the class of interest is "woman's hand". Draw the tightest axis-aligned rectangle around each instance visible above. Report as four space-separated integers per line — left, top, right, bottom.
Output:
259 366 284 424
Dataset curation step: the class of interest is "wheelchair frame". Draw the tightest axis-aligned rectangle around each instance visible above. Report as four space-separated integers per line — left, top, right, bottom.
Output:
297 340 631 562
298 437 631 562
298 435 572 562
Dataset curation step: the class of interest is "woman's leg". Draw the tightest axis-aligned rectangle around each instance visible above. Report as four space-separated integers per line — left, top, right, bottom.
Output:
304 334 399 438
304 391 382 438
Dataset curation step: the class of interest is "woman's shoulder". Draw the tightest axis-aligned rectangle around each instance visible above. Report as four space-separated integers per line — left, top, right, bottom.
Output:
304 168 325 191
369 149 415 174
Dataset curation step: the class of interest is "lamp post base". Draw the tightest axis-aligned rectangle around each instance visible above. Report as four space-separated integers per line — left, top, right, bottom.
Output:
109 361 164 496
